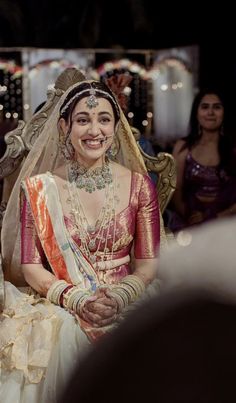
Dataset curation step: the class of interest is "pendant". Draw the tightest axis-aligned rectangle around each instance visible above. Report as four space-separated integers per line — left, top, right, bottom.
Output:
87 225 96 234
88 239 96 251
90 254 97 264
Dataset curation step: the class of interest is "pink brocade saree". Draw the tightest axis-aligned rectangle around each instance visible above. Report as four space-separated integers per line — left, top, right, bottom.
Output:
21 172 160 281
21 172 160 340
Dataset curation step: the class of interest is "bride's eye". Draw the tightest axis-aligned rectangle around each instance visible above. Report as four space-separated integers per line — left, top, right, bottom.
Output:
100 117 110 123
77 117 89 125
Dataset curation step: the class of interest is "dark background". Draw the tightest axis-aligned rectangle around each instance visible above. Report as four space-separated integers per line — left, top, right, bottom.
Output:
0 0 235 118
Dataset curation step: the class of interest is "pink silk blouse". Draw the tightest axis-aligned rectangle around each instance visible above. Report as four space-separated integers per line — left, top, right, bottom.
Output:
21 172 160 285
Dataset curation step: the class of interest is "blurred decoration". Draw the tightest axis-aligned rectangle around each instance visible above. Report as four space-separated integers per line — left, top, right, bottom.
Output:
0 46 199 151
103 71 133 114
0 59 23 77
148 46 199 149
23 49 92 118
0 57 23 122
0 54 22 166
96 58 150 133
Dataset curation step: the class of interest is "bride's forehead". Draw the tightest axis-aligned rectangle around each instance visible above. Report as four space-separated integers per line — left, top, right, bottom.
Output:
74 97 113 111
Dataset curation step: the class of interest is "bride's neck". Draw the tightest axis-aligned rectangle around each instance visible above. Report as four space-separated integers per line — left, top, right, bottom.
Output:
73 157 106 170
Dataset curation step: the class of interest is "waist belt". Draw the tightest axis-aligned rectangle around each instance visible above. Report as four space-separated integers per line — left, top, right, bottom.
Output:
95 255 130 271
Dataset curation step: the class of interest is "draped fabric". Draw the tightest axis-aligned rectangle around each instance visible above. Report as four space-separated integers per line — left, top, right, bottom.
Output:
0 171 160 403
0 74 163 402
0 281 91 403
21 172 160 279
1 79 166 286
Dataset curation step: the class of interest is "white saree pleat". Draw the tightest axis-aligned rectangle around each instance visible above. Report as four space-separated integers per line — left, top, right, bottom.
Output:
41 306 90 403
0 282 91 403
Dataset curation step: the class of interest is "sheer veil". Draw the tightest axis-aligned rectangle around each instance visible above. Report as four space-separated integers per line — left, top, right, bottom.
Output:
1 74 166 286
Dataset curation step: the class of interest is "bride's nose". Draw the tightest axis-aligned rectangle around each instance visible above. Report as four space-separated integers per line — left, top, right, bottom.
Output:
87 122 101 137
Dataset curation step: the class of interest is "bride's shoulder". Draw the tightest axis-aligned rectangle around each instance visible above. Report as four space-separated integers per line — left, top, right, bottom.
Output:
52 164 67 179
112 162 151 184
112 161 131 179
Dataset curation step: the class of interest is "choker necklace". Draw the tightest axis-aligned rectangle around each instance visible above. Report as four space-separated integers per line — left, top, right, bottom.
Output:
67 159 113 193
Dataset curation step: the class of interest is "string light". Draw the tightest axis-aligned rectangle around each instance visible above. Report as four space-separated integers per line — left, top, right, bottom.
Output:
0 58 23 119
161 84 168 91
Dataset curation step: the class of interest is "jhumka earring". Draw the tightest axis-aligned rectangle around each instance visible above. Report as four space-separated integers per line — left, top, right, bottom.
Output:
106 136 120 159
64 134 75 160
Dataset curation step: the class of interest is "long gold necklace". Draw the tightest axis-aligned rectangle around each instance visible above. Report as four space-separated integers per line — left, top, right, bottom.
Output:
66 163 117 266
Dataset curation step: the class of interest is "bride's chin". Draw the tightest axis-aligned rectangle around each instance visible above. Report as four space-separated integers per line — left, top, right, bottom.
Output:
77 149 107 162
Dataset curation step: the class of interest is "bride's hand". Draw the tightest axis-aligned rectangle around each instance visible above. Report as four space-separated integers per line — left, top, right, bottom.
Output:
81 290 118 327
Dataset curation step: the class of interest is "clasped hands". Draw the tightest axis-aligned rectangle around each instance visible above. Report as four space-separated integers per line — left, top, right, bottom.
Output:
81 287 118 328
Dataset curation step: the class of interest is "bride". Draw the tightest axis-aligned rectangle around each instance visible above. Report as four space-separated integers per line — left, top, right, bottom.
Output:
0 71 161 402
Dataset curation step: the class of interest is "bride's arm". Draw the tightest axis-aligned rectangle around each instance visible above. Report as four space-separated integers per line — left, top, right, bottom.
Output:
134 174 160 268
20 192 57 296
22 263 56 296
133 257 158 286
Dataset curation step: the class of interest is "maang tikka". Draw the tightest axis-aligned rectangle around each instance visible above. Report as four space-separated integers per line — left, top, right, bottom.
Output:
86 88 99 109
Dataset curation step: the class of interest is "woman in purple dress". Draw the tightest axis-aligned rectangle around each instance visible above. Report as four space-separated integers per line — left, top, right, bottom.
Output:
169 88 236 231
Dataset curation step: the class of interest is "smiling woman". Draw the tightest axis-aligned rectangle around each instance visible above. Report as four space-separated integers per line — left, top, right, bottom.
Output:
59 90 118 167
0 72 161 402
168 88 236 231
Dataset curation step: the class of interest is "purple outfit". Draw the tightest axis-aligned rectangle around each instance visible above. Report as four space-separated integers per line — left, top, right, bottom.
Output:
169 152 236 231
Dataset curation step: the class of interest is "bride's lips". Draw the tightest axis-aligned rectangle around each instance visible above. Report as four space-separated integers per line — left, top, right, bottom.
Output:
81 135 113 145
82 138 107 148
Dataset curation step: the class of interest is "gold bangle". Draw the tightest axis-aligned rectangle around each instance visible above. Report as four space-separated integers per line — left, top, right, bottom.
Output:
46 280 69 305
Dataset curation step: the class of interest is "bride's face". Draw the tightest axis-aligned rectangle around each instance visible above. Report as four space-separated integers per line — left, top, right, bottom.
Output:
61 97 116 166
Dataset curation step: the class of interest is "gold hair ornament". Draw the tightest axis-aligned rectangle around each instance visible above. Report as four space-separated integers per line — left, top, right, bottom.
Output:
60 87 120 117
86 88 99 109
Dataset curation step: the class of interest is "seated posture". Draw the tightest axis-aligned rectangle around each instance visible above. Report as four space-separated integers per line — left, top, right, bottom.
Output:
0 74 160 402
169 88 236 231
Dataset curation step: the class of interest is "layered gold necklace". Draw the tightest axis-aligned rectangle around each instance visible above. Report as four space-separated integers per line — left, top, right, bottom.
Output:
66 161 118 266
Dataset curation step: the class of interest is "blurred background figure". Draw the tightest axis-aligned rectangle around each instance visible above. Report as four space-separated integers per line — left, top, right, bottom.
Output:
159 216 236 298
60 286 236 403
167 88 236 232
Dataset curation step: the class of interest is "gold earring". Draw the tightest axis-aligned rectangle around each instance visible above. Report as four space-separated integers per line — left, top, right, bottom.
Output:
106 136 120 159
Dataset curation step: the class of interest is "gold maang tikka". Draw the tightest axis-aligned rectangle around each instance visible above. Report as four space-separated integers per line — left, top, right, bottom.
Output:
86 88 99 109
